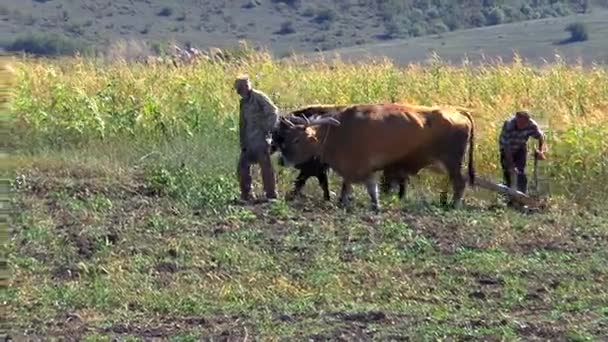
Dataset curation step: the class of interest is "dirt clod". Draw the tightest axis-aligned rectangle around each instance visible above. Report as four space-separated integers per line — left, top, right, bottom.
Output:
469 291 486 300
52 264 80 280
154 261 179 273
278 314 293 322
477 276 502 286
336 311 388 323
105 231 119 244
75 236 94 258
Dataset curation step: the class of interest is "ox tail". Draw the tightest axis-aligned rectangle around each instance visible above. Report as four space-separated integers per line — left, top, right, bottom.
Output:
459 109 476 185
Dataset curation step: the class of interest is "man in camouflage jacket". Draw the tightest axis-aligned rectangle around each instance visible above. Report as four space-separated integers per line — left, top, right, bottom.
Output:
234 76 279 202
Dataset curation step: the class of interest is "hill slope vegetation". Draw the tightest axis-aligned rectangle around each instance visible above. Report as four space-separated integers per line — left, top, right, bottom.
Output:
300 9 608 65
0 0 604 57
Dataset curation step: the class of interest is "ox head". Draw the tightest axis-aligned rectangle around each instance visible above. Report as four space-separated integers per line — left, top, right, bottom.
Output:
274 114 340 166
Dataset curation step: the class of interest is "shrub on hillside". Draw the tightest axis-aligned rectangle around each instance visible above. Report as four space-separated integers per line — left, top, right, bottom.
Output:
0 5 10 17
430 22 449 34
409 8 425 23
409 23 427 37
485 7 505 25
157 7 173 17
378 0 407 20
565 22 589 42
426 7 440 19
277 21 296 34
470 11 486 27
272 0 300 7
541 6 557 18
4 33 84 56
301 6 315 17
552 2 572 16
442 15 461 31
499 5 517 21
314 7 337 23
384 18 410 39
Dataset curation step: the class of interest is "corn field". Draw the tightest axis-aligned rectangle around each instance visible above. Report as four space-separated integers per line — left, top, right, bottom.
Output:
5 50 608 203
1 58 12 108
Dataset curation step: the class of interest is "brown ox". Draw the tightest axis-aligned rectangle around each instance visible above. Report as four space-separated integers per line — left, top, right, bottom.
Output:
273 104 408 201
276 103 475 211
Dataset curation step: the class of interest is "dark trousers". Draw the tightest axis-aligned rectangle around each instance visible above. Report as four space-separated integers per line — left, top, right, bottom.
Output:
238 147 277 200
500 148 528 193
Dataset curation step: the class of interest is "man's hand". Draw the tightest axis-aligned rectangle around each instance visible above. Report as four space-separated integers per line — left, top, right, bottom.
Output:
535 150 546 160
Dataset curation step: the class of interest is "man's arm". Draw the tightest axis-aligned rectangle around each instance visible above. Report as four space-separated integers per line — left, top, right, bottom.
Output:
531 121 544 149
239 107 246 150
530 120 546 158
537 134 545 153
256 92 279 132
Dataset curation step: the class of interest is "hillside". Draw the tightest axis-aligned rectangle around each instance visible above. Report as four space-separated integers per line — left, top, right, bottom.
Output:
299 9 608 65
0 0 602 57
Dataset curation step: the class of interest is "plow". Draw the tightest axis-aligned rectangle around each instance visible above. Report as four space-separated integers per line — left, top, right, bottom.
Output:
471 152 547 209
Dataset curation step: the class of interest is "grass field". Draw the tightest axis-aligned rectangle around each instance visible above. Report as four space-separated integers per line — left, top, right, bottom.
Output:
3 51 608 340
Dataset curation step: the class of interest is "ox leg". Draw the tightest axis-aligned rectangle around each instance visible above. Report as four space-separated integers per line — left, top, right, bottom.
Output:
380 172 392 195
451 174 466 209
316 171 331 201
398 174 409 200
446 163 466 209
286 171 309 201
365 177 380 212
441 133 469 209
338 181 353 208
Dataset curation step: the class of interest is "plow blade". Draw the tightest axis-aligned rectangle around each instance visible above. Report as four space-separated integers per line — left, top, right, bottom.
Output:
471 177 539 207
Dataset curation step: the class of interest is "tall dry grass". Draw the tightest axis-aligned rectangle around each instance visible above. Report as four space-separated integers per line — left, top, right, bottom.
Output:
5 49 608 203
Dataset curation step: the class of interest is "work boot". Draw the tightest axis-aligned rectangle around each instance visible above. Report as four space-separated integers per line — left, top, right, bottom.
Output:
233 193 255 205
265 197 278 204
262 190 278 203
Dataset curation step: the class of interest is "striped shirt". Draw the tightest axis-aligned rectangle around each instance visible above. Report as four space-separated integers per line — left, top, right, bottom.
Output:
499 116 543 152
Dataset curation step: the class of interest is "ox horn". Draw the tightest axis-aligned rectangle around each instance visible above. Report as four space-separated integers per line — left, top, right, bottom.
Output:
286 116 308 125
280 117 296 127
307 116 341 127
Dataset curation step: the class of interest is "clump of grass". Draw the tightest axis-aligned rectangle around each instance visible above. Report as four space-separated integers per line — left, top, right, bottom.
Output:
144 164 236 208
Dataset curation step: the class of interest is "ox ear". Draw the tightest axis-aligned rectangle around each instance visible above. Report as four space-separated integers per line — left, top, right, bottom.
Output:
307 116 341 127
